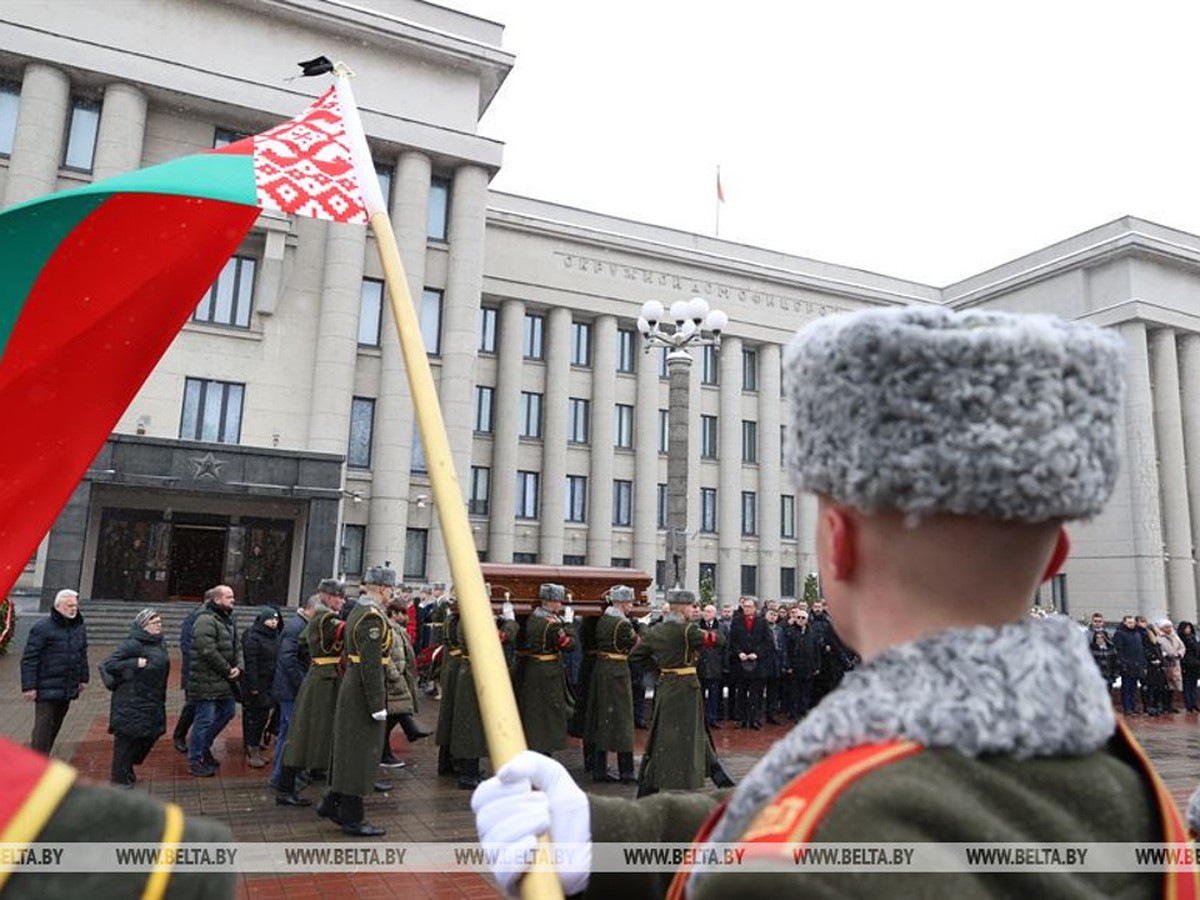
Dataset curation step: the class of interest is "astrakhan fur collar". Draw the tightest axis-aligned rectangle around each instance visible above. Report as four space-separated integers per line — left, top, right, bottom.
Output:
706 615 1115 847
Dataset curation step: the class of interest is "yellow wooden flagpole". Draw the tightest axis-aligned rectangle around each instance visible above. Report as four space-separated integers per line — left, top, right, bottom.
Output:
334 68 563 900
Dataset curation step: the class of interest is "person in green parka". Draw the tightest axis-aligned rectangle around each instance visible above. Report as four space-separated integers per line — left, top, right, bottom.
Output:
515 583 575 755
631 589 733 797
584 585 639 784
323 562 393 836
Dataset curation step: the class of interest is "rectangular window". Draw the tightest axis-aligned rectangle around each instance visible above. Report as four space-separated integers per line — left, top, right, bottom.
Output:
513 551 539 564
213 127 249 148
613 480 633 527
616 328 636 373
347 397 375 468
469 466 491 516
614 404 634 449
516 471 540 519
520 391 543 439
474 385 495 433
411 424 426 473
63 97 100 171
742 491 757 536
570 321 592 367
700 487 717 533
611 557 632 569
340 524 366 577
700 562 717 589
741 565 758 597
658 409 669 454
742 347 759 392
565 475 588 523
568 397 590 444
563 554 586 566
479 306 497 353
180 378 244 444
193 256 255 328
701 345 719 386
781 424 787 466
428 176 450 240
404 528 428 580
421 288 443 355
376 162 394 209
701 415 718 459
657 483 668 530
658 347 669 379
358 278 383 346
781 495 796 539
781 567 797 599
655 559 667 587
742 420 758 464
0 82 20 156
523 314 545 359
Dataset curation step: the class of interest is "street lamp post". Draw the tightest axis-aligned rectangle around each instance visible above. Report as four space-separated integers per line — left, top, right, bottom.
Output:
637 297 728 591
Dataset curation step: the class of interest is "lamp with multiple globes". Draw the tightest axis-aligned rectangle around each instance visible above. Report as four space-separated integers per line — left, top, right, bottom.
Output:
636 296 727 353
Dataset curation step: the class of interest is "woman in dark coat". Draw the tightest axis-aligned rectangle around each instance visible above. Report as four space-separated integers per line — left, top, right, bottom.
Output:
1178 621 1200 712
241 606 282 768
102 608 169 786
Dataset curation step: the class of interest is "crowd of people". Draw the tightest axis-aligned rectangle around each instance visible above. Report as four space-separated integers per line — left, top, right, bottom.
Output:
1088 612 1200 715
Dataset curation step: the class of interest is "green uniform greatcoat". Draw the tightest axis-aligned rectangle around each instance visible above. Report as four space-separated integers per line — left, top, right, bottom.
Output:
434 611 463 748
451 617 519 760
282 607 342 770
330 600 389 797
584 609 637 753
516 608 574 754
630 613 722 790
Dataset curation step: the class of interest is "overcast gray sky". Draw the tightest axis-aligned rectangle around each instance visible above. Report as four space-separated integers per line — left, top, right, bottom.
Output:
443 1 1200 286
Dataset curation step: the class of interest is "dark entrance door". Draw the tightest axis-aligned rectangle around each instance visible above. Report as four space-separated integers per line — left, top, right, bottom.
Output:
169 525 227 601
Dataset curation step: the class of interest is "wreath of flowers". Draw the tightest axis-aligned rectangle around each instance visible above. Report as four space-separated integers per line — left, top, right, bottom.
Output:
0 596 16 655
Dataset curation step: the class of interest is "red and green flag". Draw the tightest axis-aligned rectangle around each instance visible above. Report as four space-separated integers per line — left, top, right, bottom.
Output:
0 85 374 597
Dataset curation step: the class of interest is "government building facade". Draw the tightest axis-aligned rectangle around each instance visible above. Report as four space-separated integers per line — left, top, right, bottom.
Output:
5 0 1200 624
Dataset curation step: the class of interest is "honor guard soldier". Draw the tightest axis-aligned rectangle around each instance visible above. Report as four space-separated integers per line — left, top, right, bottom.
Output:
321 563 394 836
434 594 464 777
450 599 519 790
275 579 346 806
516 583 575 755
474 307 1196 900
585 584 639 784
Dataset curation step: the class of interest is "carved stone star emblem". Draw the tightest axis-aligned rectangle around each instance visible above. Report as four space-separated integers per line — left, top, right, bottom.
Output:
191 451 226 480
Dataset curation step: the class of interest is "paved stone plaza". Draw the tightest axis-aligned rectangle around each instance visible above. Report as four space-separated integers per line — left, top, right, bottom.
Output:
3 641 1199 898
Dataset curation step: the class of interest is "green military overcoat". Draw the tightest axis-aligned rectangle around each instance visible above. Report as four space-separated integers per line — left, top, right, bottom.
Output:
630 614 721 790
516 608 574 753
584 609 638 753
282 607 342 770
451 616 519 760
434 611 463 748
330 600 388 797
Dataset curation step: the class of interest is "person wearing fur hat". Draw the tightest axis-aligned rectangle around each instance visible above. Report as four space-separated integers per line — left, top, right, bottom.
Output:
515 583 575 755
101 608 169 786
473 306 1193 899
584 585 640 784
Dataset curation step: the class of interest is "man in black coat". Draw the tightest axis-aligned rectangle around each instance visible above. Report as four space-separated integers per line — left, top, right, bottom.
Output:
785 606 818 719
696 604 724 728
270 590 324 790
728 595 769 729
1114 614 1147 715
21 589 89 755
172 604 203 753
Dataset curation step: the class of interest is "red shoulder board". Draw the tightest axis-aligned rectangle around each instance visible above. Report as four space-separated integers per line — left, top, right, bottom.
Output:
0 736 78 844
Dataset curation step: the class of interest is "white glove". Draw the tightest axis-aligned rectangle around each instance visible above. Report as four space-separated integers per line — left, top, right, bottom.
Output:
472 750 591 897
371 709 387 721
562 607 575 625
502 600 516 622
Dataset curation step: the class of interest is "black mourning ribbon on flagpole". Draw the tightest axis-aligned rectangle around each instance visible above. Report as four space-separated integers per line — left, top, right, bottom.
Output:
298 56 334 77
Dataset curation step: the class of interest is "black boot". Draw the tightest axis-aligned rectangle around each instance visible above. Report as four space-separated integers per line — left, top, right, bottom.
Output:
636 782 659 799
338 794 385 837
591 750 618 783
437 745 455 776
710 759 736 789
400 714 433 742
315 791 342 823
617 752 637 784
582 742 594 771
457 757 482 790
275 766 311 806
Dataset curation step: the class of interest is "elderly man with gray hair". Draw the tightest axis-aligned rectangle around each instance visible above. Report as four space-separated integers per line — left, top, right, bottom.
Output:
21 589 89 755
474 306 1192 899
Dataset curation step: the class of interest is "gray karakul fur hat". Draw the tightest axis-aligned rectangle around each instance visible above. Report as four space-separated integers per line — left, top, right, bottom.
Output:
606 584 636 603
783 306 1125 522
363 563 397 587
317 577 345 597
538 583 567 602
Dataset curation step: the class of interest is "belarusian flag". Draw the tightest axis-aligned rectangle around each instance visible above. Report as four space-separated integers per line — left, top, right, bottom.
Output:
0 86 377 598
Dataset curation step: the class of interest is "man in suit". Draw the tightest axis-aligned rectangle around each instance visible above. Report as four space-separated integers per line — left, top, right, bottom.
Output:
728 595 769 729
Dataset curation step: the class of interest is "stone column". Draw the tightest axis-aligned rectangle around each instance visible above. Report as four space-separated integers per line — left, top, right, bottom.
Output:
717 337 742 603
5 63 70 207
489 300 525 562
1120 321 1168 619
686 352 702 591
1151 329 1197 622
588 315 618 565
366 151 428 569
91 83 147 180
540 307 571 564
633 336 661 582
665 351 693 589
758 343 782 601
425 164 487 581
1179 333 1200 608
